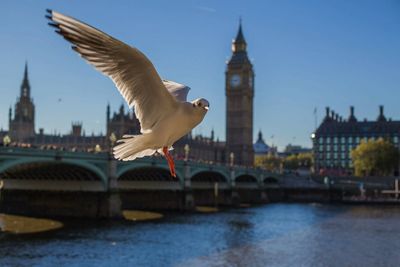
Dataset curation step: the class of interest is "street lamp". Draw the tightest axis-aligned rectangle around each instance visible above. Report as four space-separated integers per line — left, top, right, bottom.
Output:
3 135 11 146
95 144 102 153
109 132 117 147
229 152 235 167
184 144 190 161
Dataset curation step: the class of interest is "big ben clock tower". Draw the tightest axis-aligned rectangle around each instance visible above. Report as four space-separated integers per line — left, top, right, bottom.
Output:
226 21 254 166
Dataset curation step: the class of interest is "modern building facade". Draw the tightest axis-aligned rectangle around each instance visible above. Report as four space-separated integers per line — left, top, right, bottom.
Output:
313 106 400 175
226 21 255 166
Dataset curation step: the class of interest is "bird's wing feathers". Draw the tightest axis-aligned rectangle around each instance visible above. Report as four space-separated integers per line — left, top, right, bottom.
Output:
162 80 190 102
46 10 178 133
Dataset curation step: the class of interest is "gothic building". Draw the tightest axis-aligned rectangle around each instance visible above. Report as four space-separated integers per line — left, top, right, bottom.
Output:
3 63 226 162
3 22 257 166
9 63 35 141
106 103 141 140
226 21 255 166
313 106 400 175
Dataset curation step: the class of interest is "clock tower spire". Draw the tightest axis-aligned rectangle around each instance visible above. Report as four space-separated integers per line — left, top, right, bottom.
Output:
225 20 254 166
9 62 35 141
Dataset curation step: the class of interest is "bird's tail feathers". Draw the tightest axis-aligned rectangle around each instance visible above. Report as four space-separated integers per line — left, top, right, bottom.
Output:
157 146 174 155
113 135 155 161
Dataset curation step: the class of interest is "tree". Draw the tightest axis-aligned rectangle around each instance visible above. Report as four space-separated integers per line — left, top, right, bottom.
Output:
297 153 313 168
283 153 313 170
283 154 298 170
255 154 282 172
351 138 399 177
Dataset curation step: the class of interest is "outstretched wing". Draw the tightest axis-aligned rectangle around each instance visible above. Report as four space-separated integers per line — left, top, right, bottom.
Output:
162 80 190 102
46 10 178 133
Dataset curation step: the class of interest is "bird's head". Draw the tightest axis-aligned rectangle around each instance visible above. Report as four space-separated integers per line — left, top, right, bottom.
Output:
191 98 209 113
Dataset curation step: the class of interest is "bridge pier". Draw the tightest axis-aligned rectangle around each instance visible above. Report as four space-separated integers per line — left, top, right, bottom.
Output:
183 163 195 210
98 192 122 218
230 169 240 206
98 158 122 218
260 191 269 202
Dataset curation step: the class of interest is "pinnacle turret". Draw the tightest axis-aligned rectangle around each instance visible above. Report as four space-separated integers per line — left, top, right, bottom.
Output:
232 19 247 53
20 61 31 98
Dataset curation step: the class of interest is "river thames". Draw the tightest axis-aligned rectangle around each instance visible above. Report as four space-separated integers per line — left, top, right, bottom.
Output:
1 204 399 267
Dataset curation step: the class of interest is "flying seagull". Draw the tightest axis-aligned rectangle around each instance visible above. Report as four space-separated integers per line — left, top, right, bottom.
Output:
46 10 209 177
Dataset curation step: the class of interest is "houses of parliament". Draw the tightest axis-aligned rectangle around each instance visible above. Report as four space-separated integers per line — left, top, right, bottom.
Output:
1 23 256 166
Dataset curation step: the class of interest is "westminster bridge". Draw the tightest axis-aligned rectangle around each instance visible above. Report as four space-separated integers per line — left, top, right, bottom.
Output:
2 147 396 218
6 147 397 219
0 147 297 218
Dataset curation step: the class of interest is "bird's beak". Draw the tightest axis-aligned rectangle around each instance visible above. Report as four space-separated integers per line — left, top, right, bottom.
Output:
204 106 209 110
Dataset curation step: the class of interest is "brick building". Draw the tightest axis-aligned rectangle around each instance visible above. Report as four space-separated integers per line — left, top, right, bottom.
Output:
312 106 400 175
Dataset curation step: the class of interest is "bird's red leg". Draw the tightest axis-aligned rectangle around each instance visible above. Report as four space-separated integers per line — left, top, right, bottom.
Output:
163 146 176 178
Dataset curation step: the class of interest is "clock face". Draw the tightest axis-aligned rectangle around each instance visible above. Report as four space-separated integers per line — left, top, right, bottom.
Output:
230 74 241 87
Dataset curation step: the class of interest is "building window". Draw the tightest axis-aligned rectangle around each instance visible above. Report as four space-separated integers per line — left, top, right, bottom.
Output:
341 160 346 168
341 137 345 144
341 152 345 159
348 137 353 143
334 153 338 159
319 145 324 152
327 145 331 152
334 137 338 144
333 145 338 152
356 137 360 143
341 144 346 151
348 144 353 150
326 137 331 144
393 136 399 144
327 153 331 159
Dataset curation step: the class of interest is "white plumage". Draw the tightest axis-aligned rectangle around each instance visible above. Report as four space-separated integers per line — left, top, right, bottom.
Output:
46 10 209 176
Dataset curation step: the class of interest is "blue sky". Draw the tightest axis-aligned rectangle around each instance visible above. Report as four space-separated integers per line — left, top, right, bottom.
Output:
0 0 399 150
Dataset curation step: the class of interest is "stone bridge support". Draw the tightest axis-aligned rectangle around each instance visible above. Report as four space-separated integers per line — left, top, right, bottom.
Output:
183 162 195 210
98 157 122 218
230 169 240 206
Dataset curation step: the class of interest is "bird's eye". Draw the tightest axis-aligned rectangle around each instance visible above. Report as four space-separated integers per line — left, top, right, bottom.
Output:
198 103 202 107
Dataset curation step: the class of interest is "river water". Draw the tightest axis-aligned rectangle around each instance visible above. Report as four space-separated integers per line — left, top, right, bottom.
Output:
1 204 399 267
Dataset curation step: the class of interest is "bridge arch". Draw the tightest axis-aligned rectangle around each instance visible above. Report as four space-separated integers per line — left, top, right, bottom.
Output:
235 174 258 183
0 160 107 185
117 164 183 181
118 166 182 181
264 176 279 185
191 171 228 183
190 168 229 180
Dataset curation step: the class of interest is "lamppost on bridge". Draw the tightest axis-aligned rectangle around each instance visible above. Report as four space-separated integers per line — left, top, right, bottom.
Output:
95 144 102 153
229 152 235 167
109 132 117 146
184 144 190 162
3 135 11 146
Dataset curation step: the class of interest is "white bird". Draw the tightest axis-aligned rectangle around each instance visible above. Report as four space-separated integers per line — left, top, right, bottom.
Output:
46 10 209 177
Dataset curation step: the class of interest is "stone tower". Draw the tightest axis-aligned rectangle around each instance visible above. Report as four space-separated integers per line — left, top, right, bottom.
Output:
225 21 254 166
9 62 35 141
